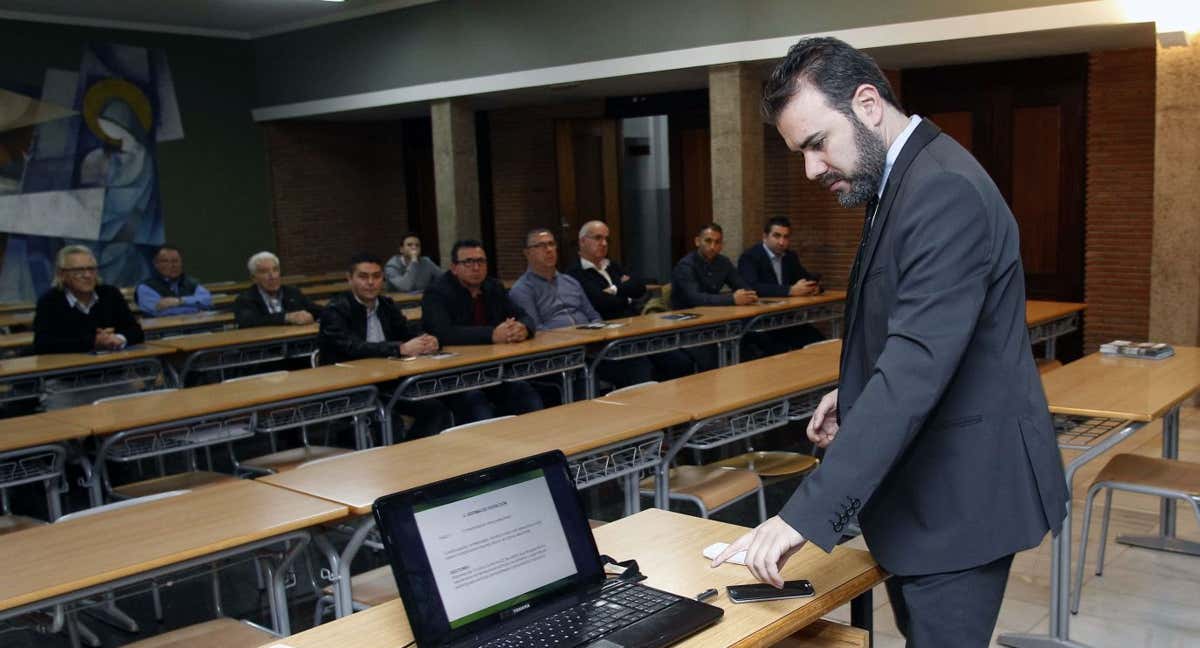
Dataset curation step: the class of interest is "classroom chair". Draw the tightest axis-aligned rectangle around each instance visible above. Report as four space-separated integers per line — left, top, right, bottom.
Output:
1072 454 1200 614
0 444 67 534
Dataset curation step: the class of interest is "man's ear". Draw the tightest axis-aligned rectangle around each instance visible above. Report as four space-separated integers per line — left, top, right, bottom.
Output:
852 83 884 128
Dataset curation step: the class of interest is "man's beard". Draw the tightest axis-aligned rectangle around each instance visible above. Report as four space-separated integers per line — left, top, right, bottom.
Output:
818 116 888 208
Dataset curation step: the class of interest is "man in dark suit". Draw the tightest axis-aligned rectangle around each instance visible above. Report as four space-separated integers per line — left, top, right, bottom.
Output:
421 239 543 422
714 38 1068 647
234 251 322 328
34 244 144 354
737 216 826 350
318 252 448 439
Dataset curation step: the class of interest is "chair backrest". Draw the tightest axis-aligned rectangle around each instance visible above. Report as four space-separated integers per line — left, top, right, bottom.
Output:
56 490 190 523
442 415 516 434
606 381 659 396
803 338 841 349
93 388 179 405
223 371 289 384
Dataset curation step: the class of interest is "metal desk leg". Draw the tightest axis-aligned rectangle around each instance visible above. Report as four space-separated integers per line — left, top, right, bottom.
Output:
264 536 309 635
851 588 873 648
1044 337 1057 360
1117 407 1200 556
319 518 376 618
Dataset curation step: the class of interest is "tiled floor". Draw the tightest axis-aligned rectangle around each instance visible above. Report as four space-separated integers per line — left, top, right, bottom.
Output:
824 402 1200 647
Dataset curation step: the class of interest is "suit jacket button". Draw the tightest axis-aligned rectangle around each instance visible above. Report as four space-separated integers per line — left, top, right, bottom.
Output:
852 498 861 507
834 523 844 533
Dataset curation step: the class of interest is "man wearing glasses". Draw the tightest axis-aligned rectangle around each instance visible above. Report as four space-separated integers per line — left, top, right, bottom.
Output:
421 239 543 422
34 244 144 354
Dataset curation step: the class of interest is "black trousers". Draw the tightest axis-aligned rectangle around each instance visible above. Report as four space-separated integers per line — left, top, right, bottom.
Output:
885 553 1014 648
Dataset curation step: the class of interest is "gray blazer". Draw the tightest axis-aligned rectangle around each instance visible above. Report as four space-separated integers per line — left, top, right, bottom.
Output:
780 119 1069 576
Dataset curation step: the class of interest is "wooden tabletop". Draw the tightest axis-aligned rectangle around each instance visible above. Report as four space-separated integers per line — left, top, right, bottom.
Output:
1042 346 1200 422
139 311 235 333
546 308 755 344
0 331 33 352
341 330 587 382
0 301 33 314
0 311 33 329
42 363 398 435
0 412 91 453
256 509 884 648
1025 300 1087 327
600 345 839 420
0 344 173 380
148 324 318 352
0 479 347 613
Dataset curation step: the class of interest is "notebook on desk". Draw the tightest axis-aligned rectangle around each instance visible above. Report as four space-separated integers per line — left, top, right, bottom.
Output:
373 450 722 648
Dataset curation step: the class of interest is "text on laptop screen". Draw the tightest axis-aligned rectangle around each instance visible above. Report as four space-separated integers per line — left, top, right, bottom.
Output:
413 468 578 629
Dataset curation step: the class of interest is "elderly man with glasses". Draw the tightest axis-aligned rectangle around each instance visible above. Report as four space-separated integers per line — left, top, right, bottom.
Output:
34 244 144 354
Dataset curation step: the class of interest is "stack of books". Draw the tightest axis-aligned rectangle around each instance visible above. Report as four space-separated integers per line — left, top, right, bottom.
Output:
1099 340 1175 360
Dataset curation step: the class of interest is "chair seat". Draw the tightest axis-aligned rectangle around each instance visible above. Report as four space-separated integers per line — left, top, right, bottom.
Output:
709 451 818 478
243 446 351 473
640 466 761 510
0 514 46 536
112 471 239 499
774 619 870 647
1036 358 1063 374
1093 454 1200 496
322 565 399 607
122 617 273 648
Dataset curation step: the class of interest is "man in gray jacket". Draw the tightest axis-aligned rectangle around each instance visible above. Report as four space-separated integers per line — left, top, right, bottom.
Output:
714 37 1068 647
385 232 441 292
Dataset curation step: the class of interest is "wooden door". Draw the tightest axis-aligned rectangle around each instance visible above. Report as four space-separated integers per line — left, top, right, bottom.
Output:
668 111 712 264
555 119 621 266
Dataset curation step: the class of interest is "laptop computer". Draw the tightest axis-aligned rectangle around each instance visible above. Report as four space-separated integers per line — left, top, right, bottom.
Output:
373 450 723 648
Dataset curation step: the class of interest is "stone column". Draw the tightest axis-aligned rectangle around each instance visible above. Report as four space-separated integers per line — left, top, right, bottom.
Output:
1150 38 1200 347
430 99 481 265
708 63 764 255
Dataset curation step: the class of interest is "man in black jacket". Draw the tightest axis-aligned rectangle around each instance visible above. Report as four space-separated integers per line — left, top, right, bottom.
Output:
234 251 322 328
421 239 543 422
34 244 144 354
318 253 448 439
737 216 826 351
670 222 759 370
565 220 693 379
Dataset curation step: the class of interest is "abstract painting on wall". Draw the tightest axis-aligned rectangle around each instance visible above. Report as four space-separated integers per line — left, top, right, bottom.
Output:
0 42 183 301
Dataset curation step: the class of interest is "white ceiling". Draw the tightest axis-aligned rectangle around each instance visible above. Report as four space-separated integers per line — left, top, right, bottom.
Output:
0 0 438 39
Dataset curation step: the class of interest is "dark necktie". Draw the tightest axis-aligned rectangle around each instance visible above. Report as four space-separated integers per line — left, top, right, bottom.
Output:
842 195 880 338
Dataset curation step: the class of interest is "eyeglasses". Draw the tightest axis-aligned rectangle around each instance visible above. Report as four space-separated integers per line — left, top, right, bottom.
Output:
62 266 98 276
526 241 558 250
454 257 487 267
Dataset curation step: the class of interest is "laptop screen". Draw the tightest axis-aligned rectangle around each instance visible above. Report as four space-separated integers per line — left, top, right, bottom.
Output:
374 451 604 646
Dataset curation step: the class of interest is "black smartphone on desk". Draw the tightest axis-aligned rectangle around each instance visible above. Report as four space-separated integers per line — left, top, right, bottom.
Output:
727 580 814 603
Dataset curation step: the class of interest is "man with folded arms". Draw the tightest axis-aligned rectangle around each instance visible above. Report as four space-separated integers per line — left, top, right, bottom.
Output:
234 251 321 328
135 244 213 317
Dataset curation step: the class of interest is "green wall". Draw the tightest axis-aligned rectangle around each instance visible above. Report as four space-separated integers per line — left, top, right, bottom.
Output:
0 19 272 283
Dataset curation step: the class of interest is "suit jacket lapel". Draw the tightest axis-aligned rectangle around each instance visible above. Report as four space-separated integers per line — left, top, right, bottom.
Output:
842 118 942 362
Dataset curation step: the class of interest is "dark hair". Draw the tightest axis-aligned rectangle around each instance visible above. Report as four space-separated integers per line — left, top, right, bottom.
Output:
155 244 183 258
762 37 900 125
764 216 792 234
346 252 384 274
450 239 485 263
524 227 555 248
696 222 723 238
400 232 421 245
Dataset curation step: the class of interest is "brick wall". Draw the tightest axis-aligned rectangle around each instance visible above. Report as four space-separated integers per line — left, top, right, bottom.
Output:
264 121 408 274
1084 49 1155 352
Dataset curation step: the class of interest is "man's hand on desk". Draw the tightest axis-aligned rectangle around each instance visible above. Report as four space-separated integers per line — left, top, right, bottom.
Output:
492 319 529 344
399 334 439 356
157 297 182 310
733 289 758 306
285 310 314 325
807 389 839 448
711 515 807 588
789 279 821 297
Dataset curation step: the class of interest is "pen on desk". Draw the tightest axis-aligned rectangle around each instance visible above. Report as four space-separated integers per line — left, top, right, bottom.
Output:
694 588 718 602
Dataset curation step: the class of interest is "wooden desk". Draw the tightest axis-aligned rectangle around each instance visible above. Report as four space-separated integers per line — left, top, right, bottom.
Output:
0 413 90 520
281 271 345 287
0 345 174 406
0 301 33 314
257 509 884 648
0 479 347 635
1025 300 1086 359
0 331 33 357
150 324 319 382
0 311 33 330
0 411 90 454
999 347 1200 648
140 310 235 339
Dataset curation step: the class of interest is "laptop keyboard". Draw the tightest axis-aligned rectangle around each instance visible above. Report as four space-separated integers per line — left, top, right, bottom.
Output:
478 581 681 647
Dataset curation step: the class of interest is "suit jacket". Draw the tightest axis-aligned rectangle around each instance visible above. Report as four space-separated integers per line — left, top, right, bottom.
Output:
779 119 1068 576
737 243 816 298
317 291 413 364
233 285 321 328
564 258 646 319
33 284 145 354
420 271 536 345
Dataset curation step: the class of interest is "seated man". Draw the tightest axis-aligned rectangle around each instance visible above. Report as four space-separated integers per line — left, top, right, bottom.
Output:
737 216 826 351
318 253 449 439
566 220 693 379
670 222 758 370
421 239 543 422
34 244 144 354
234 251 322 328
510 227 653 390
135 244 213 317
385 232 441 292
